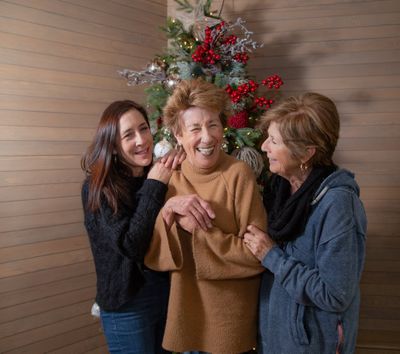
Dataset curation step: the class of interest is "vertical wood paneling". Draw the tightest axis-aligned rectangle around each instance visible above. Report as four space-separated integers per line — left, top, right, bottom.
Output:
169 0 400 352
0 0 166 352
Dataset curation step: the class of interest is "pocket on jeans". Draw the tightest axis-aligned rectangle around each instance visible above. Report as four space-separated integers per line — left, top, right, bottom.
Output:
289 302 310 345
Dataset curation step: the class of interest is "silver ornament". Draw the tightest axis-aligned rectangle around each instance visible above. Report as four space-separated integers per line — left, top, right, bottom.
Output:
154 139 173 159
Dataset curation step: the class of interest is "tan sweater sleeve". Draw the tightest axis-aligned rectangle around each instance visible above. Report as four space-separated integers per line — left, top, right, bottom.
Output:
192 163 267 280
144 211 183 271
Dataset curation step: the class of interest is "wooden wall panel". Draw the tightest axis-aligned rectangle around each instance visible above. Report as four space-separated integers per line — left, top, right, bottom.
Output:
168 0 400 352
0 0 166 352
1 0 398 352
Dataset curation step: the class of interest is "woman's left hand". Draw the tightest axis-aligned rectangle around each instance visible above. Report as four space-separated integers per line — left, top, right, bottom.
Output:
244 225 276 261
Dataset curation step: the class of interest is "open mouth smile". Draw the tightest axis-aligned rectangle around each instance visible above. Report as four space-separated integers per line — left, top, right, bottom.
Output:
196 146 214 156
135 147 150 155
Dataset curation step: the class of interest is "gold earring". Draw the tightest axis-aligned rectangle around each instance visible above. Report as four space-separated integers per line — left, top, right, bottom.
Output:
300 163 308 172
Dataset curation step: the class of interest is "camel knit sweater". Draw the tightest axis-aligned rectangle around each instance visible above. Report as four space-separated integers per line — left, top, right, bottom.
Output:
145 152 266 354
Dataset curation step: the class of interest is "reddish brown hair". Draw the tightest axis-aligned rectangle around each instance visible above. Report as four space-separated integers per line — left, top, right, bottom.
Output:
163 78 232 134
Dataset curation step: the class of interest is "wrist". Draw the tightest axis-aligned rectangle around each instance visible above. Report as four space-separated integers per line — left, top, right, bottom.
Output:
162 207 174 231
162 206 172 218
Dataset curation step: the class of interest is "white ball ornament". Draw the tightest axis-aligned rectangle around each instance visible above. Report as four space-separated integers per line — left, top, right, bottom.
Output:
153 139 173 159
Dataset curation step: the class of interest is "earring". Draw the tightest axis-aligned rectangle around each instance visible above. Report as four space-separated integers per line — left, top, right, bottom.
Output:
113 154 117 164
300 163 308 172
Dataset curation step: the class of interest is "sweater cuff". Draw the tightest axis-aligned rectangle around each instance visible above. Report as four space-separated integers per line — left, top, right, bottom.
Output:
261 245 284 273
139 179 168 201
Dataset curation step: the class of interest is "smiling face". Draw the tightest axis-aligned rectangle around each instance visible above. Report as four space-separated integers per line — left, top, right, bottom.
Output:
261 121 301 180
117 109 153 176
176 106 223 170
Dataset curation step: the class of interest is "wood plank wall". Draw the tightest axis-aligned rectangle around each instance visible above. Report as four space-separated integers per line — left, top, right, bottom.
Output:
0 0 166 353
171 0 400 353
1 0 398 352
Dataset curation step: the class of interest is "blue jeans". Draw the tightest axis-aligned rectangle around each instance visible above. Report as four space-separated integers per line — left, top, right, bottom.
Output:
100 270 170 354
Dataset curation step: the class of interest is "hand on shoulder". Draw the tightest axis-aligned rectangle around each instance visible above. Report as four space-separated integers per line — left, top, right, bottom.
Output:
147 148 186 184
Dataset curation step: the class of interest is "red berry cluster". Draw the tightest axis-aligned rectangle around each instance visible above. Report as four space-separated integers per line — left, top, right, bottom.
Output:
192 44 221 65
190 20 255 66
192 23 226 65
223 35 237 45
215 21 225 31
262 74 284 89
247 80 259 92
225 80 258 103
233 52 249 64
254 97 274 109
227 110 249 129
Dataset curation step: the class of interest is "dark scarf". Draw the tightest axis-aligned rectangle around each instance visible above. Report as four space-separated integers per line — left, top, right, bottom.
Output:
263 165 337 243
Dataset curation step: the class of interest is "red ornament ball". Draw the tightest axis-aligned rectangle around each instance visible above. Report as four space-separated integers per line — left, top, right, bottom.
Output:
227 111 249 129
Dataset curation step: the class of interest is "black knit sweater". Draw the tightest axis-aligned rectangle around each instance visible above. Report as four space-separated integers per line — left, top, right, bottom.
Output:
81 176 168 311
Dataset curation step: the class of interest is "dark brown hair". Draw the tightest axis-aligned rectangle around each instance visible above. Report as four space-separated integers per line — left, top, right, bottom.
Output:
81 100 150 213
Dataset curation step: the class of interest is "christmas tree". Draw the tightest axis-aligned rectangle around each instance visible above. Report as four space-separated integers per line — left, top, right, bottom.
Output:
119 0 283 181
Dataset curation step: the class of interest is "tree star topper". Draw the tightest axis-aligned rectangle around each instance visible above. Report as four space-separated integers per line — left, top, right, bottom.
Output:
175 0 221 41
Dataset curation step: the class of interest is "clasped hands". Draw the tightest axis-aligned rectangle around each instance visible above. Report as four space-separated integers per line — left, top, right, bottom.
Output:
162 195 215 233
161 194 276 262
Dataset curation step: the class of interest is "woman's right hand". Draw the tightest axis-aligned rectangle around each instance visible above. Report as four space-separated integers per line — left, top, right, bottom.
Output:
147 160 172 184
244 225 276 261
147 149 186 184
162 195 215 232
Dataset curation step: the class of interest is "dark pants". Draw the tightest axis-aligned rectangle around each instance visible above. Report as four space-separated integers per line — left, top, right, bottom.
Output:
100 270 170 354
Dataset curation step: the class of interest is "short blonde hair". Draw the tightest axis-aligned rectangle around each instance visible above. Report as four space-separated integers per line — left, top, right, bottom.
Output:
163 78 232 134
260 92 340 167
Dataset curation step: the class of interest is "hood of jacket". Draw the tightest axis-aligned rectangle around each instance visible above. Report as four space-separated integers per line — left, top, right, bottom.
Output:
311 168 360 206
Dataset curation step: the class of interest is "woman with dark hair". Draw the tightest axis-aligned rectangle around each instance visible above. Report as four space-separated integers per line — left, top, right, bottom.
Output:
81 100 213 354
243 93 367 354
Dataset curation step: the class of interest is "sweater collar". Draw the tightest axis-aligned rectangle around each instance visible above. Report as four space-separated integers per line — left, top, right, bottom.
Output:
181 151 228 181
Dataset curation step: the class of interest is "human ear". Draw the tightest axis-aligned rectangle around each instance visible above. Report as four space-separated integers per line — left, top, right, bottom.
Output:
175 133 183 146
301 146 316 164
174 124 184 145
